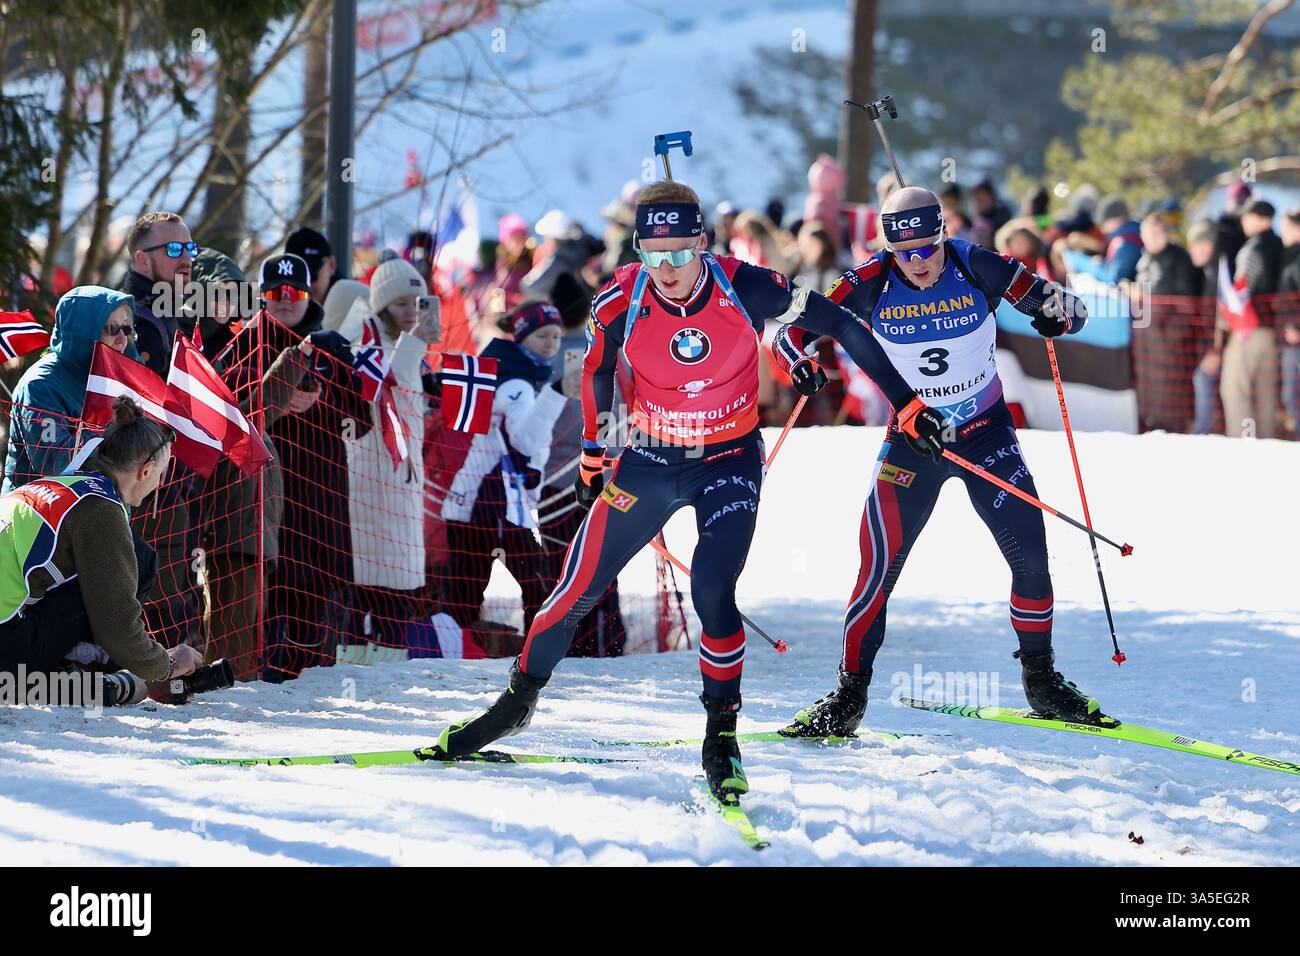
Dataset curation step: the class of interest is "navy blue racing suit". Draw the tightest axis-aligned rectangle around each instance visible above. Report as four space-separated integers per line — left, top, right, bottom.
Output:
773 239 1084 672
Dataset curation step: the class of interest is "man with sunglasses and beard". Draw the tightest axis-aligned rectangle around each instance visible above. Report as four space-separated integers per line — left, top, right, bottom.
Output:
119 212 206 656
435 179 942 804
122 211 199 376
771 186 1101 738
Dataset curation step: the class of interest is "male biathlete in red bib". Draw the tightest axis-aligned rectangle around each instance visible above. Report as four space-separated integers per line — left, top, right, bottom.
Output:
435 180 947 800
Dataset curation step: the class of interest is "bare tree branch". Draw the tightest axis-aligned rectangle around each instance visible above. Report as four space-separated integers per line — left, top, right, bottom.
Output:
1207 76 1300 126
1200 0 1295 118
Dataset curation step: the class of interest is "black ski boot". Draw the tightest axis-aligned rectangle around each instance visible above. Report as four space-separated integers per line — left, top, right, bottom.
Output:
780 665 871 738
700 694 748 804
1014 649 1112 725
434 660 549 758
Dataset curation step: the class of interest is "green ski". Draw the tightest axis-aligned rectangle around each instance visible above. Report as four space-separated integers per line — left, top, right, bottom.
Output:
596 728 912 748
902 698 1300 778
179 747 639 768
694 779 770 851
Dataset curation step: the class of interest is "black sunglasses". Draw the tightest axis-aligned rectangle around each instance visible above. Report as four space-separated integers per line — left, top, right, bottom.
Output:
140 240 200 259
147 427 176 465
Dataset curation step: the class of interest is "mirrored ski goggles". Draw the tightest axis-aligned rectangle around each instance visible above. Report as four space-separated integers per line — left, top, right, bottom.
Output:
262 284 311 302
140 240 200 259
887 232 944 263
636 246 699 269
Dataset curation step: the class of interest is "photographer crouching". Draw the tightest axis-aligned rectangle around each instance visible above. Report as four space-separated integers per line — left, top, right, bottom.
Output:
0 397 214 707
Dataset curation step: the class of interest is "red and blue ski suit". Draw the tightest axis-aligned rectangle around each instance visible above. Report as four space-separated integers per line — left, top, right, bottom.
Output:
520 253 915 699
772 238 1086 673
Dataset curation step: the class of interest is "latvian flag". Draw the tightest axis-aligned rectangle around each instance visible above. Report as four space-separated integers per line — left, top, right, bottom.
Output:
166 336 271 476
82 344 223 477
441 352 497 434
0 310 50 361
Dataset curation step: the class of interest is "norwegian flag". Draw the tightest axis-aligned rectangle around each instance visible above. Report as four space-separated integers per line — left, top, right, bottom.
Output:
1218 256 1259 336
352 315 391 402
166 336 271 476
82 344 223 477
0 310 50 361
351 315 408 469
441 352 497 434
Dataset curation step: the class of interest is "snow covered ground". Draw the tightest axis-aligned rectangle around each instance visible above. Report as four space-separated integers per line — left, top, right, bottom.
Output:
2 427 1298 865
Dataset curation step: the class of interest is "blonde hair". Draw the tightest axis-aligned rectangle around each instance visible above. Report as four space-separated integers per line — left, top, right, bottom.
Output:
636 180 701 207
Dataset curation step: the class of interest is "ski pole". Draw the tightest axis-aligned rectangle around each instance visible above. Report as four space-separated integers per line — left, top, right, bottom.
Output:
765 394 807 469
843 95 905 188
1044 330 1127 665
941 448 1133 557
648 538 787 654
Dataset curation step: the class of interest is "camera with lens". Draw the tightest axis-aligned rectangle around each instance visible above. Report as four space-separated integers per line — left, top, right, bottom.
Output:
147 658 235 705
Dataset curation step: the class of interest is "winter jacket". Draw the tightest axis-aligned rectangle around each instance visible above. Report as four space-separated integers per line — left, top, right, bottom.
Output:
0 466 171 680
1135 243 1198 297
337 303 429 591
123 268 177 377
1062 220 1143 284
196 347 309 563
216 303 371 583
181 248 246 356
4 286 140 493
1236 229 1285 298
442 338 567 530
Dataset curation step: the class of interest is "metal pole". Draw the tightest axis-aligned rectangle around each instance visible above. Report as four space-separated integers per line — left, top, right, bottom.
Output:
326 0 357 278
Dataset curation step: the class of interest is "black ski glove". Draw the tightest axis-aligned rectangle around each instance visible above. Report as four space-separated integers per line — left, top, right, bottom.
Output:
1031 288 1087 338
790 357 829 396
575 447 606 510
896 395 948 463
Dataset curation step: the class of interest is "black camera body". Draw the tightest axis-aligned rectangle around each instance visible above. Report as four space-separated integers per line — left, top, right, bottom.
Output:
156 658 235 704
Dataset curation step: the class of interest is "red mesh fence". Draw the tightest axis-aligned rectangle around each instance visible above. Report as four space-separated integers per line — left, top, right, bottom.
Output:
0 315 691 683
1133 291 1300 438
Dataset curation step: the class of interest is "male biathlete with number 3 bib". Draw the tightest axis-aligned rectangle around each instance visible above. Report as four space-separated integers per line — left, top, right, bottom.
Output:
772 186 1105 737
436 180 947 802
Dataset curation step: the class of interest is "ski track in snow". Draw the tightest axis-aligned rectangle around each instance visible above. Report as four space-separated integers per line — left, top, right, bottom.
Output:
2 599 1297 866
3 428 1298 865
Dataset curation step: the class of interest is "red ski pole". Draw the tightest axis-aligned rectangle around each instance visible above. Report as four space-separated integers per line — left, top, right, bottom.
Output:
1044 332 1127 664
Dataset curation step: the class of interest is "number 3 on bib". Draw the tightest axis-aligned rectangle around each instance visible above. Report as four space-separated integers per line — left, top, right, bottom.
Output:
918 347 949 377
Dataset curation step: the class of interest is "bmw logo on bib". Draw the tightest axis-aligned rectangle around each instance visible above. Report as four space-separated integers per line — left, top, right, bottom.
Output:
670 328 710 365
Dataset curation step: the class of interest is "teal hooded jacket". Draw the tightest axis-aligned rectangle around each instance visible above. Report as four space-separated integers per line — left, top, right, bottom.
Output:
4 285 141 492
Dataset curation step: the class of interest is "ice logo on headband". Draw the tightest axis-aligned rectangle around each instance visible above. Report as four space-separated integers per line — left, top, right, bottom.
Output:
882 204 943 245
637 202 702 239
